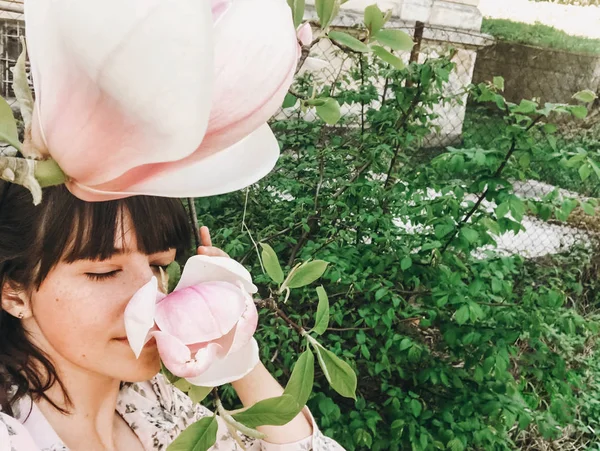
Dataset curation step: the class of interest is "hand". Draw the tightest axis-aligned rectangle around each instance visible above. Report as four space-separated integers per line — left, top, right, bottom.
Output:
196 226 229 258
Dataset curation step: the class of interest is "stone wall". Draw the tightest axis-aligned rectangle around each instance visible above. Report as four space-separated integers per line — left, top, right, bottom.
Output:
473 41 600 105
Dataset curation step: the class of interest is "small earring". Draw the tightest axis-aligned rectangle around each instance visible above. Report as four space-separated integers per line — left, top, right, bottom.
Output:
17 312 24 319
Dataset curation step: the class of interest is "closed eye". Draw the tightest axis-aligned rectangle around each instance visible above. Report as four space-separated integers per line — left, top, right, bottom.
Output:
85 270 121 281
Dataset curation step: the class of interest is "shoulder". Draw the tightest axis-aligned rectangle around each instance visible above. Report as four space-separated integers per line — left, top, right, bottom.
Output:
0 411 40 451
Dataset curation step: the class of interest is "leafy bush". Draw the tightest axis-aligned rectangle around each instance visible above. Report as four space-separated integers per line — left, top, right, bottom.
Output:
196 29 600 451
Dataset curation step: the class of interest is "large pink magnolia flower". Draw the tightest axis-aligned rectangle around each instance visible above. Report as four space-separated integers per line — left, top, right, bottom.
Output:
124 255 260 387
24 0 297 201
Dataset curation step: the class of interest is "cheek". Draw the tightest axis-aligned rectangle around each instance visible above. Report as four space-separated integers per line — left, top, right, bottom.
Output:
32 281 126 348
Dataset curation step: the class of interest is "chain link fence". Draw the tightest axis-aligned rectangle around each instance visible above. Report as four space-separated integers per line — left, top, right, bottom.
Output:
1 1 597 260
279 13 600 260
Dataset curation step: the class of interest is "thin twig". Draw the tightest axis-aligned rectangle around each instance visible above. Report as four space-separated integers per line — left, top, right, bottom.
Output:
439 114 545 254
187 198 201 249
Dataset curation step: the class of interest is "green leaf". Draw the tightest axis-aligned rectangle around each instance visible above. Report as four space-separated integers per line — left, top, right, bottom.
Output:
282 93 298 109
582 201 596 216
512 99 537 115
313 286 330 335
314 0 338 28
328 31 370 53
579 163 592 181
519 152 531 169
493 76 505 92
570 105 588 119
304 98 326 107
372 29 414 51
364 4 385 36
572 89 597 103
315 98 342 125
400 256 412 271
189 385 212 404
589 159 600 180
167 416 218 451
286 260 329 289
287 0 306 28
460 227 479 244
173 379 191 392
166 261 181 293
371 45 405 70
313 343 357 399
455 305 470 325
283 349 315 407
496 202 510 219
0 96 20 150
410 398 422 417
448 437 465 451
260 243 285 284
232 394 302 428
161 362 181 384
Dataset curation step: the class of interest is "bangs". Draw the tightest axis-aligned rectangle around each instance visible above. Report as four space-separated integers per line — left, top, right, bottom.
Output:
35 187 192 285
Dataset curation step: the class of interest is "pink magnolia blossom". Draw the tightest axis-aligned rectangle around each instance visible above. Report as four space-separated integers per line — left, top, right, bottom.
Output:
24 0 298 201
297 22 313 47
124 255 260 387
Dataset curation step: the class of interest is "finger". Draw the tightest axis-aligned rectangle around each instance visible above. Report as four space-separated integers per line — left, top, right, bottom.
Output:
197 246 230 258
199 226 212 247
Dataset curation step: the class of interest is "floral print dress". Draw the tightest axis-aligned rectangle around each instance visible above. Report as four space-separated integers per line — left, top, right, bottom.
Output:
0 375 344 451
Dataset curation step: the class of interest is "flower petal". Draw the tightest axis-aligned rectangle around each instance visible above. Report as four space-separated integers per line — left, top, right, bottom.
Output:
212 0 232 23
25 0 214 186
185 338 260 387
153 331 221 379
193 0 298 156
297 23 313 47
65 124 280 201
175 255 257 294
124 277 159 358
155 282 247 344
230 293 259 354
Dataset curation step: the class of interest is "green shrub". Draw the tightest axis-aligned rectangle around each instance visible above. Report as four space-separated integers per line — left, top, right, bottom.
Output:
198 51 600 450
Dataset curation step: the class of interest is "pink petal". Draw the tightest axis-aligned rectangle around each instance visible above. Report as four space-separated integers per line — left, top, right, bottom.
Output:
155 282 246 345
192 0 298 156
25 0 214 186
230 293 259 354
63 0 297 200
175 255 257 294
212 0 232 23
185 338 260 387
65 124 280 201
297 23 313 47
153 331 221 379
124 277 159 358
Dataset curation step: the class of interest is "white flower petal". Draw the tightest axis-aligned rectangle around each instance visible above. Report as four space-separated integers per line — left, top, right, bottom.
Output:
175 255 257 294
185 338 260 387
124 277 159 358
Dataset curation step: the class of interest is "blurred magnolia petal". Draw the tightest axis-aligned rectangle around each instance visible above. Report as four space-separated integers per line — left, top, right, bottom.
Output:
25 0 297 200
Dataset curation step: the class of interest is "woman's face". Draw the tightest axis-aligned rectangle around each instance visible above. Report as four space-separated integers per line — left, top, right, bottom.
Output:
24 214 175 383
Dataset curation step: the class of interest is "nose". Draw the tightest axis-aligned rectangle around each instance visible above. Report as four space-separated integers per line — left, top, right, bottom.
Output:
129 256 157 292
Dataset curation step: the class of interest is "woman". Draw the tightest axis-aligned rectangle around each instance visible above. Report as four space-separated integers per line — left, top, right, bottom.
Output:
0 183 343 450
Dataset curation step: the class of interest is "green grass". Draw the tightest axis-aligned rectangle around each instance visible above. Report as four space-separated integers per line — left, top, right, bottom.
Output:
482 18 600 56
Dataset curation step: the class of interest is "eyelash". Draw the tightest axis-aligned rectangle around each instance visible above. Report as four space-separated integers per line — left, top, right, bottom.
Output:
85 265 169 281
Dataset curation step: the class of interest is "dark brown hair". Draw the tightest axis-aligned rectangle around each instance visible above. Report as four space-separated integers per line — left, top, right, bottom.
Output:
0 183 193 415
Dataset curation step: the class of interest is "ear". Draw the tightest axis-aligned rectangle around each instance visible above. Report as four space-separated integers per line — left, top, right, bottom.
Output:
1 279 32 320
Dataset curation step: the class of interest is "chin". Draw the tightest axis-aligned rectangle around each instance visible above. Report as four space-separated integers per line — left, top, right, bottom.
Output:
118 348 162 383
